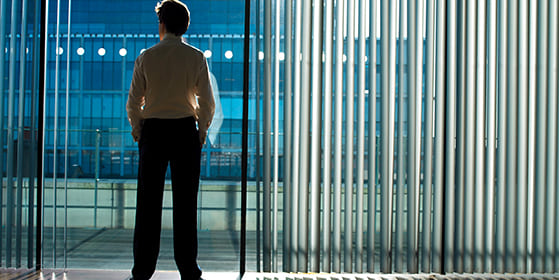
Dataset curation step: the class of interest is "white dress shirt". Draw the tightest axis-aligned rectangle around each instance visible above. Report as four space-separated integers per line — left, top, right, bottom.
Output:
126 33 215 144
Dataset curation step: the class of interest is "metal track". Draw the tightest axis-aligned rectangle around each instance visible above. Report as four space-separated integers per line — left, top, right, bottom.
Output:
243 273 559 280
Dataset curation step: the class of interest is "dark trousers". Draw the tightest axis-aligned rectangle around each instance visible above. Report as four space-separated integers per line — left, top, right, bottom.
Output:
132 117 202 280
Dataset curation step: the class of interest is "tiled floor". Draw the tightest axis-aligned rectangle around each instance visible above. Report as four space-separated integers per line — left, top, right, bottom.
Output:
2 227 258 279
3 270 559 280
0 269 240 280
38 228 255 271
0 228 249 279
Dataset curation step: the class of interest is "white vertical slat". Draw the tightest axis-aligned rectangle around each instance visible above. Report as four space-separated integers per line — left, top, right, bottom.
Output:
367 0 378 273
332 0 345 272
526 0 538 273
463 0 476 273
344 0 356 272
407 0 423 273
495 0 508 273
554 0 559 270
40 0 51 269
290 0 303 271
355 0 367 272
273 0 281 271
432 0 446 273
283 0 293 271
454 0 467 272
394 0 407 273
516 0 529 273
309 0 324 272
394 1 409 272
422 0 436 272
473 0 486 273
533 0 549 273
485 0 498 273
444 0 458 273
323 0 334 273
545 0 558 273
298 0 312 271
505 0 519 273
380 0 397 273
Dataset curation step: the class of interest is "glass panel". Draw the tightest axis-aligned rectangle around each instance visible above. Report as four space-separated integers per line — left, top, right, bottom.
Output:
0 0 42 269
41 0 245 275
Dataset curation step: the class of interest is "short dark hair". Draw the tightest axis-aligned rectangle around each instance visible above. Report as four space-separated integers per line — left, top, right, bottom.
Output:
155 0 190 36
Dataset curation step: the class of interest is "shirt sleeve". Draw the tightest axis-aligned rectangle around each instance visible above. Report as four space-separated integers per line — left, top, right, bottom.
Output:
195 57 216 145
126 55 146 142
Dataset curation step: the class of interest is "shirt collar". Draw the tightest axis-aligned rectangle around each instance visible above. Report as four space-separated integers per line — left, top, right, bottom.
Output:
162 33 183 41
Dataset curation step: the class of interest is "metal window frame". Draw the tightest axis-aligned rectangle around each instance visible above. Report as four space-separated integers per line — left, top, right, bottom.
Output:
32 0 253 274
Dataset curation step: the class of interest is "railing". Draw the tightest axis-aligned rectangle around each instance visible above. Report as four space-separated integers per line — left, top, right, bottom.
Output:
42 128 254 180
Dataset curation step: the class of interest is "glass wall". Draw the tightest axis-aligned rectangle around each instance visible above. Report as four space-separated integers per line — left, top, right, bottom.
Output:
2 0 559 277
0 0 42 269
43 0 247 180
38 0 246 273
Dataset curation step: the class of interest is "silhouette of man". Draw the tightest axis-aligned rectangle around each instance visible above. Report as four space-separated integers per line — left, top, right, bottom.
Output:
126 1 215 279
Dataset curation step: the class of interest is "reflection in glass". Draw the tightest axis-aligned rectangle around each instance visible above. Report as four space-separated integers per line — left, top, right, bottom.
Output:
225 50 233 59
39 0 246 275
119 48 127 57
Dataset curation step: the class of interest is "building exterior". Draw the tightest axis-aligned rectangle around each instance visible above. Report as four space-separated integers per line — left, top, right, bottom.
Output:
43 0 248 180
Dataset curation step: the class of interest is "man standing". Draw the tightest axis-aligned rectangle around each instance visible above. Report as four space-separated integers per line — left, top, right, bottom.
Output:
126 1 215 279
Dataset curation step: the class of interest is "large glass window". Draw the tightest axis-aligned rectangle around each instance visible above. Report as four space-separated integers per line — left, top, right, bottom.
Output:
2 0 559 277
39 0 246 274
0 0 42 269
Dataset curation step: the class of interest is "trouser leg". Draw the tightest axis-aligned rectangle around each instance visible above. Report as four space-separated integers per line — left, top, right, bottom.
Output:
132 138 168 280
170 125 202 279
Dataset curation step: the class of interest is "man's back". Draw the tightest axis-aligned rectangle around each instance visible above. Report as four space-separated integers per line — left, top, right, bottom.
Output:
137 33 207 120
127 33 214 143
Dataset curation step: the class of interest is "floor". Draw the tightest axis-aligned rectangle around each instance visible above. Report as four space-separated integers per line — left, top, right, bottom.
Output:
37 228 254 271
2 270 559 280
19 228 559 280
1 227 258 279
0 269 240 280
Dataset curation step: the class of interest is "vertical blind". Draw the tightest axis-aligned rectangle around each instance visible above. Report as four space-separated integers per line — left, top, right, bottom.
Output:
257 0 559 274
0 0 42 269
